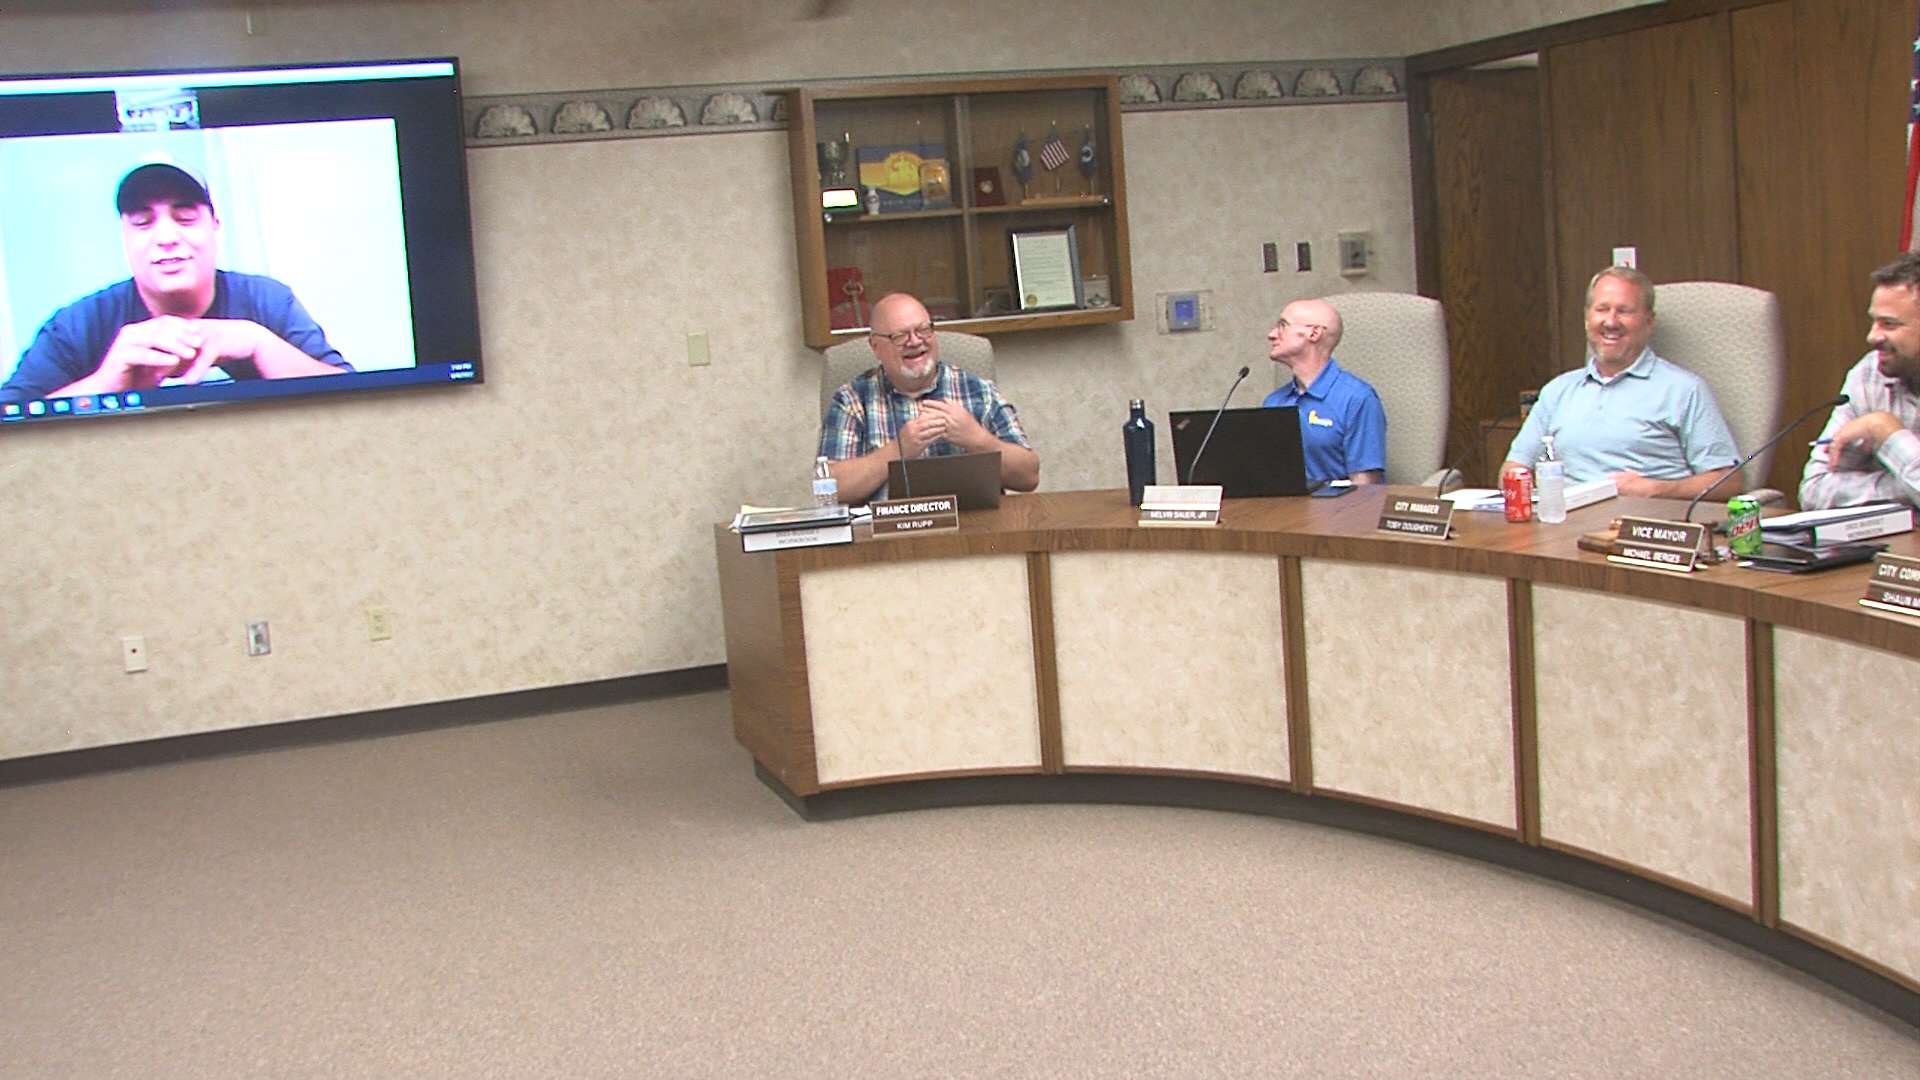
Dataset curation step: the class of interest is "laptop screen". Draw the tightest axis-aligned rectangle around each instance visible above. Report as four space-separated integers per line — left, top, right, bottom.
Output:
885 450 1003 509
1167 406 1311 497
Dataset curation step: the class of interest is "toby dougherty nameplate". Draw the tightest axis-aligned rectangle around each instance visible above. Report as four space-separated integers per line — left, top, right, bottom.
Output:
1607 516 1708 574
1377 492 1453 540
870 494 960 537
1860 552 1920 618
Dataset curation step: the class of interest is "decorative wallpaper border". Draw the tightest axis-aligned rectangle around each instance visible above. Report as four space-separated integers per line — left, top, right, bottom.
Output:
463 59 1405 147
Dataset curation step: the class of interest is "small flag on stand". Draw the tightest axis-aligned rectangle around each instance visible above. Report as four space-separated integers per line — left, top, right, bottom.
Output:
1039 125 1070 171
1012 132 1033 193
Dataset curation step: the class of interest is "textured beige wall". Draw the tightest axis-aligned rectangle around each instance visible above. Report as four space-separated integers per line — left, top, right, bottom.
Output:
0 0 1647 758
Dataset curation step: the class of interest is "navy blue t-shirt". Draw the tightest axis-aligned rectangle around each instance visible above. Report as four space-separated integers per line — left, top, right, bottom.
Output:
0 271 349 404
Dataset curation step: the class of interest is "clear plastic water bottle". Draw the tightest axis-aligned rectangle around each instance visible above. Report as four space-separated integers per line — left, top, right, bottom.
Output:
1535 435 1566 525
1123 399 1155 506
812 455 840 508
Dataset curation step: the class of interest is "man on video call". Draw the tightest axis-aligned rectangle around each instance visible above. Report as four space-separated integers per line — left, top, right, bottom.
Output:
819 292 1040 504
0 156 351 405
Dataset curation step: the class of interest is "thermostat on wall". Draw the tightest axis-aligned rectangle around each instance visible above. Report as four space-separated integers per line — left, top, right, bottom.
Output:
1166 292 1201 332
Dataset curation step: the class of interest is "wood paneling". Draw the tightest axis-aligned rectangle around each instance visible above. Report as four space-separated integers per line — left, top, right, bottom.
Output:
1545 15 1739 364
1428 68 1554 475
1732 0 1913 498
1415 0 1912 506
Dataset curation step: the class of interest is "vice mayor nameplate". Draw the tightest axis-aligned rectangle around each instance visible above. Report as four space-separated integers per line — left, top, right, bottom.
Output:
1607 516 1708 574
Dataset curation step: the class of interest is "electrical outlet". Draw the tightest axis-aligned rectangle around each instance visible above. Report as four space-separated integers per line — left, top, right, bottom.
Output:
122 635 147 673
246 620 271 657
686 331 710 367
367 607 394 642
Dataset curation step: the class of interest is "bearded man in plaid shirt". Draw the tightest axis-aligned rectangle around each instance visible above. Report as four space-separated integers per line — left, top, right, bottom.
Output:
818 293 1040 504
1800 252 1920 510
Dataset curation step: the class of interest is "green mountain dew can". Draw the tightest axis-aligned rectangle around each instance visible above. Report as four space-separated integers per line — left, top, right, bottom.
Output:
1727 495 1763 557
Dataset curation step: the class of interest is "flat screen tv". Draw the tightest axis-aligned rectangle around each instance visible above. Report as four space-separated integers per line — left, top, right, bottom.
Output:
0 58 482 427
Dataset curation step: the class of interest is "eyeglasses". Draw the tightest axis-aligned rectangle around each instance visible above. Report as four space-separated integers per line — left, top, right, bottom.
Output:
875 323 935 346
1273 318 1326 334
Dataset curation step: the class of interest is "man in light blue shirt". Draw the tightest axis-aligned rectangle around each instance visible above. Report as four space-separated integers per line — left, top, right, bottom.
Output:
1262 297 1386 485
1504 267 1738 499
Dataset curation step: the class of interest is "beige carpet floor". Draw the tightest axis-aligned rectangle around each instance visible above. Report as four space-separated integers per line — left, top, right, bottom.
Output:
2 689 1915 1078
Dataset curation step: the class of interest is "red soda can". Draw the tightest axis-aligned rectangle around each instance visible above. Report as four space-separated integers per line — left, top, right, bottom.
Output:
1502 468 1534 522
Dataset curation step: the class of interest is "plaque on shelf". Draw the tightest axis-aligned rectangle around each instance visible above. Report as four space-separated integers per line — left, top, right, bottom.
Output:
919 157 952 210
972 166 1006 207
1010 225 1082 310
856 144 947 214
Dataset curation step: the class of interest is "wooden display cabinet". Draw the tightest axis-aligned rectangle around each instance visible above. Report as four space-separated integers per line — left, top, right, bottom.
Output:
785 75 1132 349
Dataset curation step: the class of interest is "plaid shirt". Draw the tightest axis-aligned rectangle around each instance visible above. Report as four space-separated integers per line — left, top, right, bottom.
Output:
818 361 1029 498
1799 352 1920 509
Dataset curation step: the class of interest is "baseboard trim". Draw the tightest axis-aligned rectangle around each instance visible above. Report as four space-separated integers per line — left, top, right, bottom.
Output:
1 664 728 788
753 765 1920 1030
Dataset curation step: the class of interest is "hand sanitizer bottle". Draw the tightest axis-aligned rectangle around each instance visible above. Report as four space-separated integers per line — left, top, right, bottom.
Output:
1536 435 1567 525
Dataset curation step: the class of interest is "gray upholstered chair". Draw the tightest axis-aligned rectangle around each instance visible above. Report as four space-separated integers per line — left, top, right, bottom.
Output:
819 330 996 421
1647 281 1786 502
1321 292 1454 487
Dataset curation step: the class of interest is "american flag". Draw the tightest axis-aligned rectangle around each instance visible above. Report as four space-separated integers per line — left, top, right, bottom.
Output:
1905 23 1920 249
1039 131 1070 171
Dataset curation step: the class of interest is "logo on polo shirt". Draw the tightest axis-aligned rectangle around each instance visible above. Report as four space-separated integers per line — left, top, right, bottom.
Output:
1307 408 1335 428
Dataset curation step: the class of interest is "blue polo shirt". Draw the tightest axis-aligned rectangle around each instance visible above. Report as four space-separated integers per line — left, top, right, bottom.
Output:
1261 357 1388 484
1505 348 1739 482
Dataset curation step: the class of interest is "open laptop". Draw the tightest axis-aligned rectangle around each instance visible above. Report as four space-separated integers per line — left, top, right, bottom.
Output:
1168 406 1312 497
886 450 1003 509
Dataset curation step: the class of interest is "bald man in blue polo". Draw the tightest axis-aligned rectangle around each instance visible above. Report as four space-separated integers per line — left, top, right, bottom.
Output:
1262 297 1387 485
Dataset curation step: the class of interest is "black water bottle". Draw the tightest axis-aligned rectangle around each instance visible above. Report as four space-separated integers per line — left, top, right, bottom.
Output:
1123 399 1155 506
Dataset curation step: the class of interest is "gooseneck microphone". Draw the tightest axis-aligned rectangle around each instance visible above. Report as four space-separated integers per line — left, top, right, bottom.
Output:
1681 393 1847 523
1184 366 1252 484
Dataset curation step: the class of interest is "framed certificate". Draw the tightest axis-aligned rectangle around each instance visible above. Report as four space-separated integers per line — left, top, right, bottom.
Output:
1009 225 1082 311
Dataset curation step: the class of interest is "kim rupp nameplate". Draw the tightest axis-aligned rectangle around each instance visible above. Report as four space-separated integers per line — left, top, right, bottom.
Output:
870 494 960 537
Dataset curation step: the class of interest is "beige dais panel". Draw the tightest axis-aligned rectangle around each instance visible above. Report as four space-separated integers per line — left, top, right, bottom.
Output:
1051 551 1289 780
1302 559 1514 827
801 556 1041 785
1773 629 1920 984
1532 585 1750 906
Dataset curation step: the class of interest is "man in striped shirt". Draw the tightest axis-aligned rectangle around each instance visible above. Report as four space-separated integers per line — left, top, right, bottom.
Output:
1799 253 1920 510
818 293 1040 504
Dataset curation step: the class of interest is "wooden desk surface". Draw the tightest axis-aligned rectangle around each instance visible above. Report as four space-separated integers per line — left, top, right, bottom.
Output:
750 487 1919 656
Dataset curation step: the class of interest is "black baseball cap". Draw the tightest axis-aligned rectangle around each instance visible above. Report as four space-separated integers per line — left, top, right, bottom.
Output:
115 157 214 215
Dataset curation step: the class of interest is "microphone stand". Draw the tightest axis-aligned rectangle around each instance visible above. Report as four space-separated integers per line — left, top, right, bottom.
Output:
1185 366 1251 485
1681 394 1848 523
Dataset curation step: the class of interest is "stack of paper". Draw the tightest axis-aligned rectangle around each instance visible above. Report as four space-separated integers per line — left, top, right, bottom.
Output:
1759 502 1913 545
1445 478 1618 513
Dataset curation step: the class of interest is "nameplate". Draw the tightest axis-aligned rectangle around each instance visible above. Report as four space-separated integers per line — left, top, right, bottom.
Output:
1859 553 1920 618
1606 516 1707 574
1139 483 1223 528
1376 493 1453 540
870 494 959 537
1140 507 1221 527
